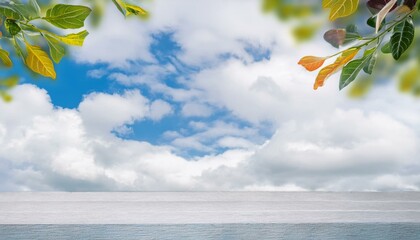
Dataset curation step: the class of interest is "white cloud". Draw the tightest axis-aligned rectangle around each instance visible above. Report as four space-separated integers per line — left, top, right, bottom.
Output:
87 69 107 79
74 5 154 67
1 85 420 191
181 102 212 117
75 0 289 67
169 120 262 154
0 85 252 191
78 90 149 135
217 137 254 149
149 100 173 121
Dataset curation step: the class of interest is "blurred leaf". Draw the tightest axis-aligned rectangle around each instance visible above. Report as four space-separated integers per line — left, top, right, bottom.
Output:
395 5 413 15
0 76 19 88
28 0 41 17
11 1 41 20
89 3 104 27
348 77 374 98
0 91 12 102
399 65 419 92
0 49 12 67
0 6 22 20
262 0 277 12
0 75 19 102
293 24 318 42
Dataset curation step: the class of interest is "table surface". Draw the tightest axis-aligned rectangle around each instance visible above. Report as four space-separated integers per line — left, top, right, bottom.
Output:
1 192 420 224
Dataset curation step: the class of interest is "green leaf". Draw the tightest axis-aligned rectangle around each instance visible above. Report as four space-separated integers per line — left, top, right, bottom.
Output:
55 30 89 46
363 52 377 75
344 24 361 44
381 42 392 54
391 18 415 60
29 0 41 17
0 49 12 67
367 16 385 31
339 48 375 90
44 35 66 63
0 6 22 20
11 2 40 20
5 19 21 36
12 36 25 63
44 4 92 29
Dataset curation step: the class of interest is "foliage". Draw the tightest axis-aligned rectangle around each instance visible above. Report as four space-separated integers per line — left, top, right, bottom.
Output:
262 0 322 42
0 0 147 101
298 0 420 93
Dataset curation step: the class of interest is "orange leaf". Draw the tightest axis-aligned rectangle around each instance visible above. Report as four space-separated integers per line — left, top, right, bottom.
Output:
298 56 327 71
314 48 359 90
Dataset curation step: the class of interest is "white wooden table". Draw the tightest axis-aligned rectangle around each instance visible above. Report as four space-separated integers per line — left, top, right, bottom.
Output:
1 192 420 224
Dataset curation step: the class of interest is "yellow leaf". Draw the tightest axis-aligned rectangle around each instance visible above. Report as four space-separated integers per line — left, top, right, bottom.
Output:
322 0 335 8
399 66 418 93
322 0 359 21
0 75 19 88
395 5 412 16
56 30 89 46
0 91 12 102
314 48 359 90
25 43 56 79
348 76 373 98
292 24 319 42
0 49 12 67
298 56 327 71
124 3 148 16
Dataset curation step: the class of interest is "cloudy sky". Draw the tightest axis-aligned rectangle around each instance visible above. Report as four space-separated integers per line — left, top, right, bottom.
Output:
1 0 420 191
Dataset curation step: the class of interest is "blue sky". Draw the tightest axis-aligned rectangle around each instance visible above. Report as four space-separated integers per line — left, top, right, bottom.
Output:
1 0 420 191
